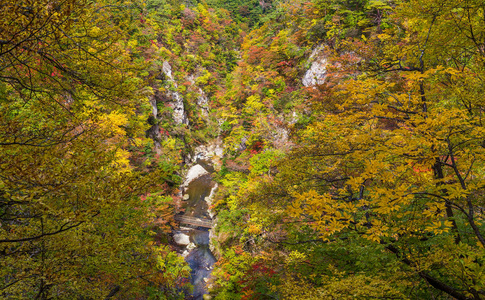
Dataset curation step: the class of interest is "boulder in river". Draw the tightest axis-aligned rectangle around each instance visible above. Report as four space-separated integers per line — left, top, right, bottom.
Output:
183 164 209 186
173 233 190 246
186 242 197 250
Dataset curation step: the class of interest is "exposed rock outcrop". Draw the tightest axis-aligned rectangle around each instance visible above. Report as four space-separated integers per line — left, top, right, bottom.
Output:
146 96 162 153
302 45 327 87
196 89 210 117
186 74 210 117
190 138 224 170
162 61 189 125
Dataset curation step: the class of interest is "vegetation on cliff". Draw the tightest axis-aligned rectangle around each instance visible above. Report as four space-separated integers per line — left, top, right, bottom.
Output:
2 0 485 299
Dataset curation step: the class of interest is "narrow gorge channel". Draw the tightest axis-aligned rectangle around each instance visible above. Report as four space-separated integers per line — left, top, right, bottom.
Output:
173 160 218 300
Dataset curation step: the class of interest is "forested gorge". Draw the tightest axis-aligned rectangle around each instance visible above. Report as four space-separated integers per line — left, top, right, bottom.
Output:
1 0 485 299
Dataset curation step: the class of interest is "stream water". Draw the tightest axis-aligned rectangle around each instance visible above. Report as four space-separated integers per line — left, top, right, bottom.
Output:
176 164 217 299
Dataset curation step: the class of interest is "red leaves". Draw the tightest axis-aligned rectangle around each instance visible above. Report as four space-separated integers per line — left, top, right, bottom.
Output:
159 128 170 137
51 67 62 78
250 262 276 275
247 45 267 64
249 141 264 155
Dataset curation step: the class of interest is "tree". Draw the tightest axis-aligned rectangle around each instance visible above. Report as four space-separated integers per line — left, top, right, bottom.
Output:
234 0 485 298
0 1 190 299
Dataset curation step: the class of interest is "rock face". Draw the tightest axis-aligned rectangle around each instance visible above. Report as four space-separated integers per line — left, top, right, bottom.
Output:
302 45 327 87
196 88 210 117
186 74 210 117
205 183 218 219
146 97 162 153
191 138 224 170
162 61 189 125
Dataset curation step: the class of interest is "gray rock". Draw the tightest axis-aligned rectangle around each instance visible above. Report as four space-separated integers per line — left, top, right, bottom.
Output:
173 233 190 246
183 164 209 186
302 45 327 87
186 242 197 250
162 61 189 125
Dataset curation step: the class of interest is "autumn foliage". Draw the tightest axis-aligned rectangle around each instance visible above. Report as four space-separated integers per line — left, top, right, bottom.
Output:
3 0 485 299
209 0 485 299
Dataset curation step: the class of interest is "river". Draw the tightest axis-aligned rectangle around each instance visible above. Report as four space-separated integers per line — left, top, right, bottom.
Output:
174 163 217 299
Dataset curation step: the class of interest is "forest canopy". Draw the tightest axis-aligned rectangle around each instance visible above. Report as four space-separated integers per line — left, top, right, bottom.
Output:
209 0 485 299
2 0 485 299
0 0 189 299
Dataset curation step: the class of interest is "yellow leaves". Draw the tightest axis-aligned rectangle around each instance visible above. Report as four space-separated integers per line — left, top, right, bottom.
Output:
103 111 129 135
195 69 212 85
158 46 172 58
447 183 468 200
377 33 392 41
404 71 430 84
425 221 451 235
346 177 363 191
87 46 97 54
127 39 138 50
364 219 390 242
212 1 485 297
277 271 408 300
285 250 307 265
113 148 131 173
247 223 262 235
364 159 389 176
89 26 101 37
286 190 357 238
286 198 303 218
423 202 446 218
0 0 192 297
244 94 265 115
